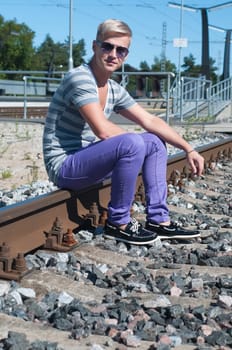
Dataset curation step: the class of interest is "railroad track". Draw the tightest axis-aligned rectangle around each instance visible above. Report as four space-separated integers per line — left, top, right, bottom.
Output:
0 100 163 120
0 137 231 281
0 105 48 119
0 136 231 349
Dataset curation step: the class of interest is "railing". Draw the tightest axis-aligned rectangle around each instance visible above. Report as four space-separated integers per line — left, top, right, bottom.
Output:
171 76 211 121
114 71 175 122
1 70 231 124
208 77 232 118
171 76 232 121
0 70 175 122
23 76 62 119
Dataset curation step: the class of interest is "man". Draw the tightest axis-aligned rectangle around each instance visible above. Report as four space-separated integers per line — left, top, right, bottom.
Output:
43 19 204 245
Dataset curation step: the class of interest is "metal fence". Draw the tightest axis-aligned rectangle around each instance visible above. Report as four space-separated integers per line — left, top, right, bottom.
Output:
114 71 175 122
208 77 232 118
171 76 232 121
1 70 230 123
22 76 62 119
0 70 175 122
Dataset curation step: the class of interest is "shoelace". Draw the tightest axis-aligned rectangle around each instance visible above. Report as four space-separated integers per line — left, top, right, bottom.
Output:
129 218 141 234
170 222 180 228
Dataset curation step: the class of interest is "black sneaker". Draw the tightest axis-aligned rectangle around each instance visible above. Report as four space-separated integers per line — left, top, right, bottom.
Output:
104 218 158 245
145 221 200 240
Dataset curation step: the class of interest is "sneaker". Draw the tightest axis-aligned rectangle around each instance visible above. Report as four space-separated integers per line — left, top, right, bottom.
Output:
104 218 158 245
145 221 200 240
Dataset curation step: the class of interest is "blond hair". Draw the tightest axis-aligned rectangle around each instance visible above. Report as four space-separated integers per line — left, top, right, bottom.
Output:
96 19 132 41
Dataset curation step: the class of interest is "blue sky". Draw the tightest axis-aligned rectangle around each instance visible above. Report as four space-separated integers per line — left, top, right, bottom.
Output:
1 0 232 75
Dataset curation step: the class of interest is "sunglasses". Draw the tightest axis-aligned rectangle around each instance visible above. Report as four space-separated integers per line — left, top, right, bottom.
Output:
96 40 129 59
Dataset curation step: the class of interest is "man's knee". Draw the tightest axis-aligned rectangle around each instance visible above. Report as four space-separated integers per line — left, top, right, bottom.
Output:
121 133 145 153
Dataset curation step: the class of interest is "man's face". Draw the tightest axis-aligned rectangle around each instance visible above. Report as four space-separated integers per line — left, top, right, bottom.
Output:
93 35 130 73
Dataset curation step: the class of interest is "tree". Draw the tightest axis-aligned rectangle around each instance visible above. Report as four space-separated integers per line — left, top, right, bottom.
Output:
72 38 86 67
181 54 201 77
34 35 64 75
151 57 176 73
137 57 176 97
34 35 86 73
208 57 218 83
0 16 35 78
139 61 150 71
182 53 218 82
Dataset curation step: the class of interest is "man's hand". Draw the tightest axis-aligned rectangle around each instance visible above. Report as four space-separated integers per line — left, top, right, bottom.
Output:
186 150 205 176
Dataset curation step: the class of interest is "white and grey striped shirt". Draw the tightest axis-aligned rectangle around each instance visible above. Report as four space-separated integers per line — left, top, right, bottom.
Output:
43 64 136 184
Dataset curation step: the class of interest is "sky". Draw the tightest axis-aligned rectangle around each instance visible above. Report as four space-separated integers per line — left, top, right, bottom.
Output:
1 0 232 75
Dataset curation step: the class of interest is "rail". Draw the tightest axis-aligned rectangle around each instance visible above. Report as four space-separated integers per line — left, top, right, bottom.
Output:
0 137 231 280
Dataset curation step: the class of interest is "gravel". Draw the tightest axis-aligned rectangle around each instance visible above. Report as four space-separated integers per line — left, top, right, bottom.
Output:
0 126 229 208
0 156 231 349
1 122 232 349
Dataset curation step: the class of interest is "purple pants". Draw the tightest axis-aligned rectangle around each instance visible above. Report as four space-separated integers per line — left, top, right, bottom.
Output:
58 132 169 225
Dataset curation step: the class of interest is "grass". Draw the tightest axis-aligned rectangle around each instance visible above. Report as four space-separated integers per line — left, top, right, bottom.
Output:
26 161 39 183
1 169 12 179
23 152 32 160
16 124 31 141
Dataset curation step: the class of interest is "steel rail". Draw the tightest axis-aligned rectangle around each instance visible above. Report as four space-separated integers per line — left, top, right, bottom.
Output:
0 137 231 280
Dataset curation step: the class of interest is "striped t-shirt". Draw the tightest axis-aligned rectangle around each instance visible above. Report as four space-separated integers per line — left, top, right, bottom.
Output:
43 63 136 184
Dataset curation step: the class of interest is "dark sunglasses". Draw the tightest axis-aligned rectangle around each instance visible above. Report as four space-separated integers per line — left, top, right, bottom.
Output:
96 40 129 59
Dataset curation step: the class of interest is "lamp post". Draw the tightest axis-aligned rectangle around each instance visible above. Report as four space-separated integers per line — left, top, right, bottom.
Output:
209 24 231 80
177 0 184 84
68 0 74 70
168 1 232 80
168 0 187 120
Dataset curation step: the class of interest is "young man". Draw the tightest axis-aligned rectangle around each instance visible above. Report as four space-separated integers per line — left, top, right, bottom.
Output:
43 19 204 245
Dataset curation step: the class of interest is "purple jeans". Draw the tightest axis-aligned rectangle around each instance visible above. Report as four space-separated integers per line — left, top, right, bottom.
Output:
58 132 169 225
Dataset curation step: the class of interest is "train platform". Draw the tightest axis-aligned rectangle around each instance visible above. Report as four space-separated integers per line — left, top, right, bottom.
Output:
110 113 232 133
0 100 49 107
0 100 231 134
201 123 232 133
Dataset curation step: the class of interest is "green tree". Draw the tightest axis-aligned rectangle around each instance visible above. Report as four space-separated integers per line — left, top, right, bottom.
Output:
208 57 218 84
182 53 218 82
34 35 86 73
72 38 86 67
137 57 176 97
0 15 35 78
139 61 150 71
181 54 201 76
151 57 176 73
34 35 65 75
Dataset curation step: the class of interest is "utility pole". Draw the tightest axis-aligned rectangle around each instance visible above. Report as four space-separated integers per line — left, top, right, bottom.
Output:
68 0 74 70
209 25 231 80
160 22 167 93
